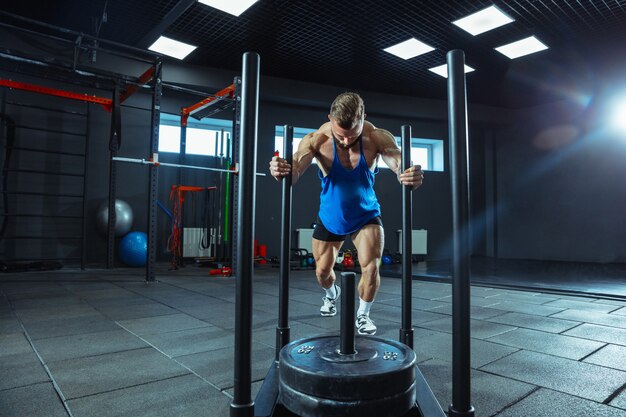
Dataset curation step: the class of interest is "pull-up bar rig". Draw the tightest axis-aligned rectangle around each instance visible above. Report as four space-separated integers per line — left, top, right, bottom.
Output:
0 64 155 111
181 84 235 125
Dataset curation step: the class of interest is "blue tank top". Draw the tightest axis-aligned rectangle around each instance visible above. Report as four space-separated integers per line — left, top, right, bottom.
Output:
318 135 380 235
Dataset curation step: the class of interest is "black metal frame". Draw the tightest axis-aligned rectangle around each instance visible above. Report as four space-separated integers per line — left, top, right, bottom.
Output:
248 122 446 416
231 49 474 417
144 59 162 282
447 50 475 417
0 12 163 272
231 52 260 417
0 73 91 268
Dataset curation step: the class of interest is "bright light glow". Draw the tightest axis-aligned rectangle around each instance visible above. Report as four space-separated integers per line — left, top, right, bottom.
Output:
198 0 259 17
452 5 514 36
383 38 435 60
428 64 475 78
148 36 197 60
612 99 626 132
495 36 548 59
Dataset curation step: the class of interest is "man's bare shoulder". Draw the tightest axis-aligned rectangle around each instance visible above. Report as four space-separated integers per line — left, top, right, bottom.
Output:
304 123 332 150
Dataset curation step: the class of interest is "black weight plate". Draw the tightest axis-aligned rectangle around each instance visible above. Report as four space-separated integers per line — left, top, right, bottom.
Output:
279 335 416 401
279 377 417 417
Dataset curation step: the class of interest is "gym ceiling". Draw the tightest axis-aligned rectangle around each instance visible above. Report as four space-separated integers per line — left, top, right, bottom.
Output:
1 0 625 108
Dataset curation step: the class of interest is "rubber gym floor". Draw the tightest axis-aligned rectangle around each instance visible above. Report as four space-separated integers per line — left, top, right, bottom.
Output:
1 264 625 417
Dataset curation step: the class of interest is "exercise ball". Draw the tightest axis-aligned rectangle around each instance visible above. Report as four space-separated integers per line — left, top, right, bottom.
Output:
118 231 147 267
382 255 393 265
96 199 134 237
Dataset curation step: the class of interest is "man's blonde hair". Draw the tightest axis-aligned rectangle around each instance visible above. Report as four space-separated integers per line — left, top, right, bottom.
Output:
330 92 364 129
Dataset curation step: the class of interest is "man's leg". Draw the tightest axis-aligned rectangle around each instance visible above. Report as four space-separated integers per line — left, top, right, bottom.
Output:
352 223 384 334
312 237 343 316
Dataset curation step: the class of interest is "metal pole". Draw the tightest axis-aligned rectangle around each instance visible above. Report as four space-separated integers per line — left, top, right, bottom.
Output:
447 49 475 417
231 52 259 417
399 125 414 349
106 84 120 269
146 58 162 283
340 272 356 355
111 157 245 174
276 125 293 361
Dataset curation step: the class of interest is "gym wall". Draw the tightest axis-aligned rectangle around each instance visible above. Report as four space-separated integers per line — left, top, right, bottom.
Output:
4 49 623 266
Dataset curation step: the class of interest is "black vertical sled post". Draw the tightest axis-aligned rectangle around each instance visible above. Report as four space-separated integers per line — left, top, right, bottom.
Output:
276 126 293 360
400 124 414 349
447 49 475 417
231 51 260 417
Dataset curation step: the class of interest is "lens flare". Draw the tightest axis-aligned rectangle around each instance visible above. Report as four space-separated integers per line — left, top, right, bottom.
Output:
612 100 626 132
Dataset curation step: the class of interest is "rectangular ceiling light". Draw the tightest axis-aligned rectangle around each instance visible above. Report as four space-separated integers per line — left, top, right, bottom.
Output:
149 36 197 60
452 5 514 36
383 38 435 60
495 36 548 59
198 0 259 17
428 64 475 78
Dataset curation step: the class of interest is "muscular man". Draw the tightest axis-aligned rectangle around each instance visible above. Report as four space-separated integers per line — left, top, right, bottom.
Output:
269 92 423 335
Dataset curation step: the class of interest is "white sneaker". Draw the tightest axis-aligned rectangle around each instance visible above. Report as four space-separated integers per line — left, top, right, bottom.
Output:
320 284 341 317
356 314 377 335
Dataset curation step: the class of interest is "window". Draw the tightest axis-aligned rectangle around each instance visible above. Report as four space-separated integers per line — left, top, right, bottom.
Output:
274 125 443 172
274 126 318 163
158 113 233 156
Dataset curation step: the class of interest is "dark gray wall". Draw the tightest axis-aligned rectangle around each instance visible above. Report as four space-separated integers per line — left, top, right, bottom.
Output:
5 49 622 267
494 100 626 263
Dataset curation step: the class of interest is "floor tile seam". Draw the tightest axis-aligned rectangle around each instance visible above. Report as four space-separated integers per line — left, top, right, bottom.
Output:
482 347 626 380
42 346 153 366
474 367 590 397
0 380 57 394
471 283 624 302
15 319 76 417
484 306 572 318
62 373 195 402
559 325 626 346
475 348 523 369
414 320 520 339
27 322 132 342
115 319 224 340
80 277 236 326
483 317 582 334
479 335 612 362
61 282 184 323
415 355 447 366
488 385 541 417
486 325 607 344
550 315 626 331
76 277 223 313
115 321 231 396
137 278 235 303
603 381 626 405
577 343 611 363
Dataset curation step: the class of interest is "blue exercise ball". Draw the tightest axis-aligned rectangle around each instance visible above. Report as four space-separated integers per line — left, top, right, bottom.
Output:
96 199 134 237
119 231 147 267
382 255 393 265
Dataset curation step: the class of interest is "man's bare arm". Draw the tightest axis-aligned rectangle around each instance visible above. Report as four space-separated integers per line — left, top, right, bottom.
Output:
375 128 424 190
375 129 403 177
291 132 316 184
269 131 318 184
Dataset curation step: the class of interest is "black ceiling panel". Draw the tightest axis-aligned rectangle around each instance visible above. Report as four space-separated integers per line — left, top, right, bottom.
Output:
2 0 625 108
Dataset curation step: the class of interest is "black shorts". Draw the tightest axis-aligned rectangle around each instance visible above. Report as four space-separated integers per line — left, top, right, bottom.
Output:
312 216 383 242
